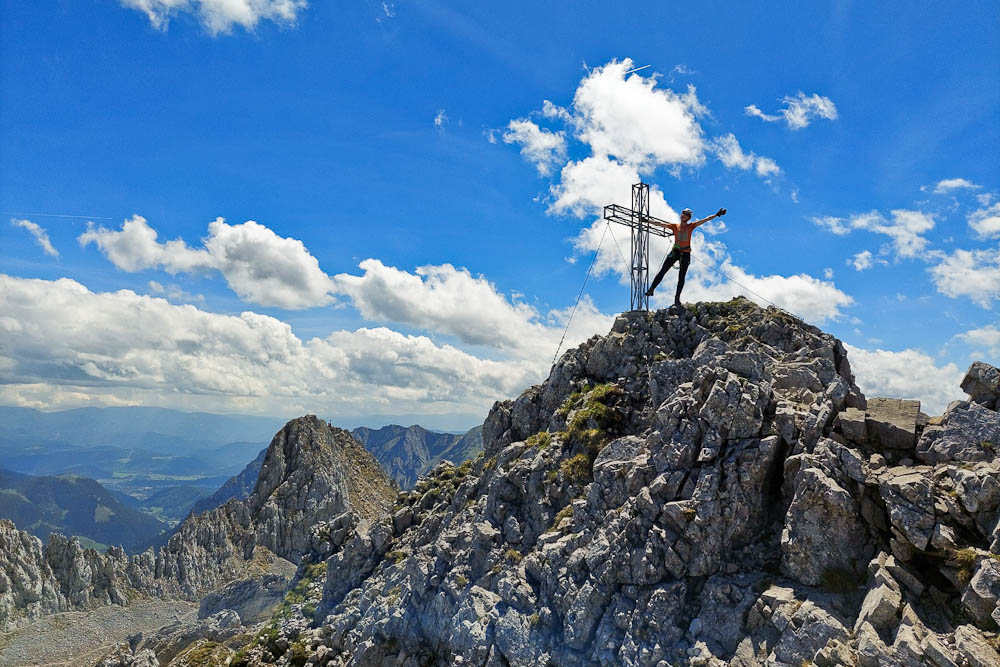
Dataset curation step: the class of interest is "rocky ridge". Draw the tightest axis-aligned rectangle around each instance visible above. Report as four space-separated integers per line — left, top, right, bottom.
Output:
216 298 1000 667
0 417 397 634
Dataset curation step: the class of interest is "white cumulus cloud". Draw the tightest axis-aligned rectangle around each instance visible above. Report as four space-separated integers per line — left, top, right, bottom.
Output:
0 274 547 418
851 250 874 271
745 92 838 130
548 156 676 221
932 178 981 194
968 201 1000 239
844 344 964 415
502 119 567 176
79 215 336 309
121 0 307 34
710 134 781 180
571 59 707 170
957 325 1000 359
10 218 58 257
332 258 614 364
928 246 1000 308
678 254 853 324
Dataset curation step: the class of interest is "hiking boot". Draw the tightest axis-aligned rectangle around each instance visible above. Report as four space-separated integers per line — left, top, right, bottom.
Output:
644 288 655 297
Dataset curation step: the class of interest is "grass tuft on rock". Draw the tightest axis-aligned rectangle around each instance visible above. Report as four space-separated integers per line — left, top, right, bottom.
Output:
560 453 592 484
526 431 553 450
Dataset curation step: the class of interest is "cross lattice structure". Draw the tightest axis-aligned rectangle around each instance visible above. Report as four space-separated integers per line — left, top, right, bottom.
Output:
603 182 673 312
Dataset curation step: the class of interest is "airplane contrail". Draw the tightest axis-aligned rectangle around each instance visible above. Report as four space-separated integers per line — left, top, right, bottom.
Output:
623 64 651 75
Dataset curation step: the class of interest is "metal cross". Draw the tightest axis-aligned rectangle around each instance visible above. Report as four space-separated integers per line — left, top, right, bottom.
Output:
603 182 673 311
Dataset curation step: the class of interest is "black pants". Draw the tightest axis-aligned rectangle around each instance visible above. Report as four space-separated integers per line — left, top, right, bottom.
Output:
649 248 690 301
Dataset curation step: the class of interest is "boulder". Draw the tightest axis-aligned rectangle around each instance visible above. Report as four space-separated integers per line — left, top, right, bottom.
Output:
781 464 868 586
197 572 291 623
961 361 999 408
854 583 902 633
954 624 1000 667
865 397 920 450
836 406 867 444
961 558 1000 628
916 400 1000 464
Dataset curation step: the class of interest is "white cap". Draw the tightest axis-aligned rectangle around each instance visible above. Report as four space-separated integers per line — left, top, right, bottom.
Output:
682 208 692 215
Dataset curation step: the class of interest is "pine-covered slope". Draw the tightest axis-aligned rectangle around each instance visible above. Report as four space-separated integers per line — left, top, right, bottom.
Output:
0 469 170 552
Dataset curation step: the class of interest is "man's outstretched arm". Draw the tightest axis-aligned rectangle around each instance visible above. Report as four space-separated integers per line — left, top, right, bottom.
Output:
693 208 727 227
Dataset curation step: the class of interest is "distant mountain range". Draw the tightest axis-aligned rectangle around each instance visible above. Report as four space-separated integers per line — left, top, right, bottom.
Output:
0 406 284 501
352 424 484 489
187 424 485 519
0 406 485 553
189 447 268 517
0 468 169 552
0 406 288 451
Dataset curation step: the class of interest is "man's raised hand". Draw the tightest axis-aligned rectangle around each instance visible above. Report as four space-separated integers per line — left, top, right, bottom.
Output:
716 208 727 217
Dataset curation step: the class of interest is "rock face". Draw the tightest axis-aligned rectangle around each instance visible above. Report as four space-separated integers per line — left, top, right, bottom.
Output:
226 298 999 667
249 417 397 562
0 416 397 631
0 519 66 630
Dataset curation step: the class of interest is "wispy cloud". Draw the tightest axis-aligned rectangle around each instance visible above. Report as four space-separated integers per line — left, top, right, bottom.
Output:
434 109 449 129
502 119 567 176
968 201 1000 239
957 325 1000 358
745 91 838 130
121 0 308 35
11 218 59 257
812 209 935 259
710 133 781 180
931 177 981 194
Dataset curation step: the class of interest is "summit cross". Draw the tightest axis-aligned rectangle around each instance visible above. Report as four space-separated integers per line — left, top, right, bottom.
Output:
603 182 674 312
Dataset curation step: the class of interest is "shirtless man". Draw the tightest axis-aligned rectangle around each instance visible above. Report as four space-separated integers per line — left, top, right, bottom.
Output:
645 207 726 307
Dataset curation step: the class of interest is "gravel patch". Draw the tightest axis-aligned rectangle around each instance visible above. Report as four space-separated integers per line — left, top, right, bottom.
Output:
0 600 196 667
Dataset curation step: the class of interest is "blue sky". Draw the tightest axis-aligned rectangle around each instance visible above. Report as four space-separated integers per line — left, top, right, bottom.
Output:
1 0 998 427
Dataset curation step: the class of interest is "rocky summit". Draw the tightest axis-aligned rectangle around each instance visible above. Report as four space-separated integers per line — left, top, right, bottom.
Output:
6 297 999 667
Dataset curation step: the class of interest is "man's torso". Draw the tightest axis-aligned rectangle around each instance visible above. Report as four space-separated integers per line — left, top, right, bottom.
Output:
667 222 695 252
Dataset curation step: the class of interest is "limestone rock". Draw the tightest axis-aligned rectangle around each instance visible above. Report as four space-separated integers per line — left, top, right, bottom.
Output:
962 558 1000 629
9 298 998 667
916 400 1000 464
836 406 867 444
865 397 920 449
197 571 292 623
95 646 159 667
0 519 65 631
962 361 999 409
954 624 1000 667
781 461 868 586
854 582 902 633
0 415 396 630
